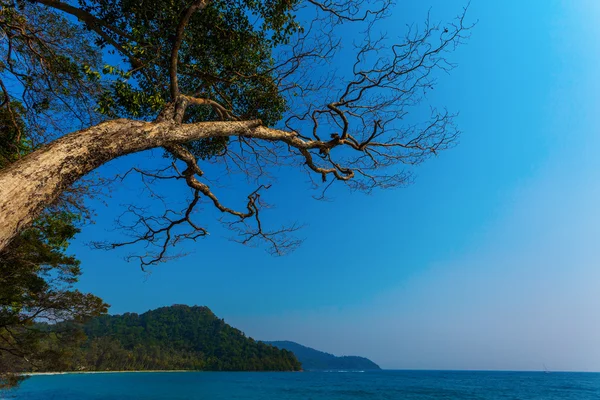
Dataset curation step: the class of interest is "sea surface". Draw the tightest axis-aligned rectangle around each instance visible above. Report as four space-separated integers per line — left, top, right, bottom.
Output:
6 370 600 399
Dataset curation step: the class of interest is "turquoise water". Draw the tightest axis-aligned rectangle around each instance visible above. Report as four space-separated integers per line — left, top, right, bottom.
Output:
6 371 600 399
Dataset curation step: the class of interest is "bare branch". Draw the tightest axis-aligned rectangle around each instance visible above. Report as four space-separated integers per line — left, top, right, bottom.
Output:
307 0 392 23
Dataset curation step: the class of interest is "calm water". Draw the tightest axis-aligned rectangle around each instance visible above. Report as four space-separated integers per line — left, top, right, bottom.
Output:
6 370 600 399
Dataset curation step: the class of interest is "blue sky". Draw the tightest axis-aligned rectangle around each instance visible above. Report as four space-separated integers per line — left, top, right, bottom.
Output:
70 0 600 371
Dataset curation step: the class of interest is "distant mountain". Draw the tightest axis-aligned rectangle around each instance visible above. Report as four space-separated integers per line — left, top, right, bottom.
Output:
265 341 381 370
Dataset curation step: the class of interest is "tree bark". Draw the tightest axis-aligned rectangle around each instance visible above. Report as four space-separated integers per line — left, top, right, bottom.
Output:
0 118 265 253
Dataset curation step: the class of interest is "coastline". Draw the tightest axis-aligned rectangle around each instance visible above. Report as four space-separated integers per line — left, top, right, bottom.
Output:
22 370 303 376
22 370 193 376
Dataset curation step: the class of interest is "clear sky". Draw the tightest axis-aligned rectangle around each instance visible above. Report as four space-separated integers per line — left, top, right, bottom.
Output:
69 0 600 371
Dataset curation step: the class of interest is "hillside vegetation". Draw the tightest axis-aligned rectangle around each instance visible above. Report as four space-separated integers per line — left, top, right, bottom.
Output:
29 306 301 372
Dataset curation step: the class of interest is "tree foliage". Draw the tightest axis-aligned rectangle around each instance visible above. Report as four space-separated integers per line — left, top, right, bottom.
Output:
0 1 103 140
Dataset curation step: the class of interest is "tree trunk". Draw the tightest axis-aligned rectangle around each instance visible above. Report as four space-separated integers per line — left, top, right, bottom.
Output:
0 118 262 253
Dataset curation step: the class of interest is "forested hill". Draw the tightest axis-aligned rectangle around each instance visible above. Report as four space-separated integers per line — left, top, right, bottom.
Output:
65 305 301 372
265 341 381 370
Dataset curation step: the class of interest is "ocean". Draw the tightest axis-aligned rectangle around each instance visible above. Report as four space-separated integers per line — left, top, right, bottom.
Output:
6 370 600 399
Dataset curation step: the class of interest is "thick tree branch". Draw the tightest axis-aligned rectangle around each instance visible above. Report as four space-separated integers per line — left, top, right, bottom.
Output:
0 118 264 252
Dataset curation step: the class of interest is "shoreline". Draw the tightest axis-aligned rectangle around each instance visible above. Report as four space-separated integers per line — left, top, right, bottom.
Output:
22 370 304 376
22 370 193 376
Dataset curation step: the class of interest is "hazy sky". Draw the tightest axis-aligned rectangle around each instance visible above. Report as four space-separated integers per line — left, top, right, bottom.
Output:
70 0 600 371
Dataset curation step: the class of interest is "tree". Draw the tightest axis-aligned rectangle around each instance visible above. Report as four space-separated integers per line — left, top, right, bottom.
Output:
0 0 472 265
